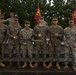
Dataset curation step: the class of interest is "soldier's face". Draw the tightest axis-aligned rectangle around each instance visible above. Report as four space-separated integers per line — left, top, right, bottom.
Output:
69 21 74 26
25 24 30 28
0 18 4 23
39 18 44 23
13 19 18 24
52 19 58 24
10 13 14 17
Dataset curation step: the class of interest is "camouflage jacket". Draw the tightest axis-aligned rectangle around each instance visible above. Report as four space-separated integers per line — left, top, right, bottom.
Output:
0 23 7 44
7 24 22 40
64 26 76 45
19 28 34 44
4 18 19 25
34 24 49 41
49 25 64 46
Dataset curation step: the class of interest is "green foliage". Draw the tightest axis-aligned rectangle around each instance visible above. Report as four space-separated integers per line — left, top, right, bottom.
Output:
0 0 76 28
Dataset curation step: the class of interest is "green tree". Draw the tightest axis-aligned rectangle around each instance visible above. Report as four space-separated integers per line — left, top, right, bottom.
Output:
0 0 76 28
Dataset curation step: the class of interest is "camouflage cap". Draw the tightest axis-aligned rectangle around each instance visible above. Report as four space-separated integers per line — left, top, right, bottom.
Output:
14 15 18 18
52 17 58 20
25 20 30 24
14 16 19 21
0 15 4 19
40 16 44 19
68 18 74 22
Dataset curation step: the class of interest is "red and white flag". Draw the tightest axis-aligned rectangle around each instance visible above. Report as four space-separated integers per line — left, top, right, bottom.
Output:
34 5 41 23
72 8 76 26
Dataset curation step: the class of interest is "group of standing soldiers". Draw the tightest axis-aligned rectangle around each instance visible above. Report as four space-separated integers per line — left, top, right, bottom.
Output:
0 12 76 71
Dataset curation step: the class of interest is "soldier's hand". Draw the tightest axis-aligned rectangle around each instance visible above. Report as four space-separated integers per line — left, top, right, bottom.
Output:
31 38 34 41
38 34 42 37
49 43 52 47
46 38 50 41
13 36 18 39
2 41 6 44
73 44 76 48
55 33 59 37
23 43 27 45
6 42 8 44
65 44 69 47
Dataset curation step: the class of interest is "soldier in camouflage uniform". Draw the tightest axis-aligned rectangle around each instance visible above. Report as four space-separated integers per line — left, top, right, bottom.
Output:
4 12 19 26
48 17 63 69
34 16 49 68
7 16 22 68
3 12 15 25
19 21 34 68
64 19 76 71
0 15 7 68
39 16 48 26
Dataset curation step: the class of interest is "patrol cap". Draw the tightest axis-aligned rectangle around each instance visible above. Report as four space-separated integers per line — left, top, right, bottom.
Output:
14 16 18 21
68 18 74 22
0 15 4 19
40 16 44 19
14 15 18 19
52 17 58 21
25 20 30 24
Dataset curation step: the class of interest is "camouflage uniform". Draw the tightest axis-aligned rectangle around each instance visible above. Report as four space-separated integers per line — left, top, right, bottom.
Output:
42 21 48 26
7 23 22 61
0 23 7 61
4 18 14 25
64 26 76 66
19 28 34 63
0 15 7 67
49 25 63 62
34 24 49 63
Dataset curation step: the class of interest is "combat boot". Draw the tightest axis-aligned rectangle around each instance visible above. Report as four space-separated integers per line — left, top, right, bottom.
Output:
43 62 47 68
0 62 6 68
64 64 69 70
29 63 34 68
22 62 27 68
34 63 38 68
72 65 76 71
56 62 61 70
17 62 21 68
7 62 12 68
47 62 52 69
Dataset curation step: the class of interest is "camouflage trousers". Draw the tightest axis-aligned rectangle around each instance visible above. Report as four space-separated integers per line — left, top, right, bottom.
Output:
1 44 8 58
35 42 46 63
20 43 33 62
8 44 20 61
8 39 21 61
48 45 60 62
64 45 76 65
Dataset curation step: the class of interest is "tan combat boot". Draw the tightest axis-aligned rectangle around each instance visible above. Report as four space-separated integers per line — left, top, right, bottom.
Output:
29 63 34 68
47 62 52 69
72 65 76 71
22 62 27 68
56 62 61 70
64 64 69 70
43 62 47 68
0 62 6 68
17 62 21 68
34 63 38 68
7 62 12 68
